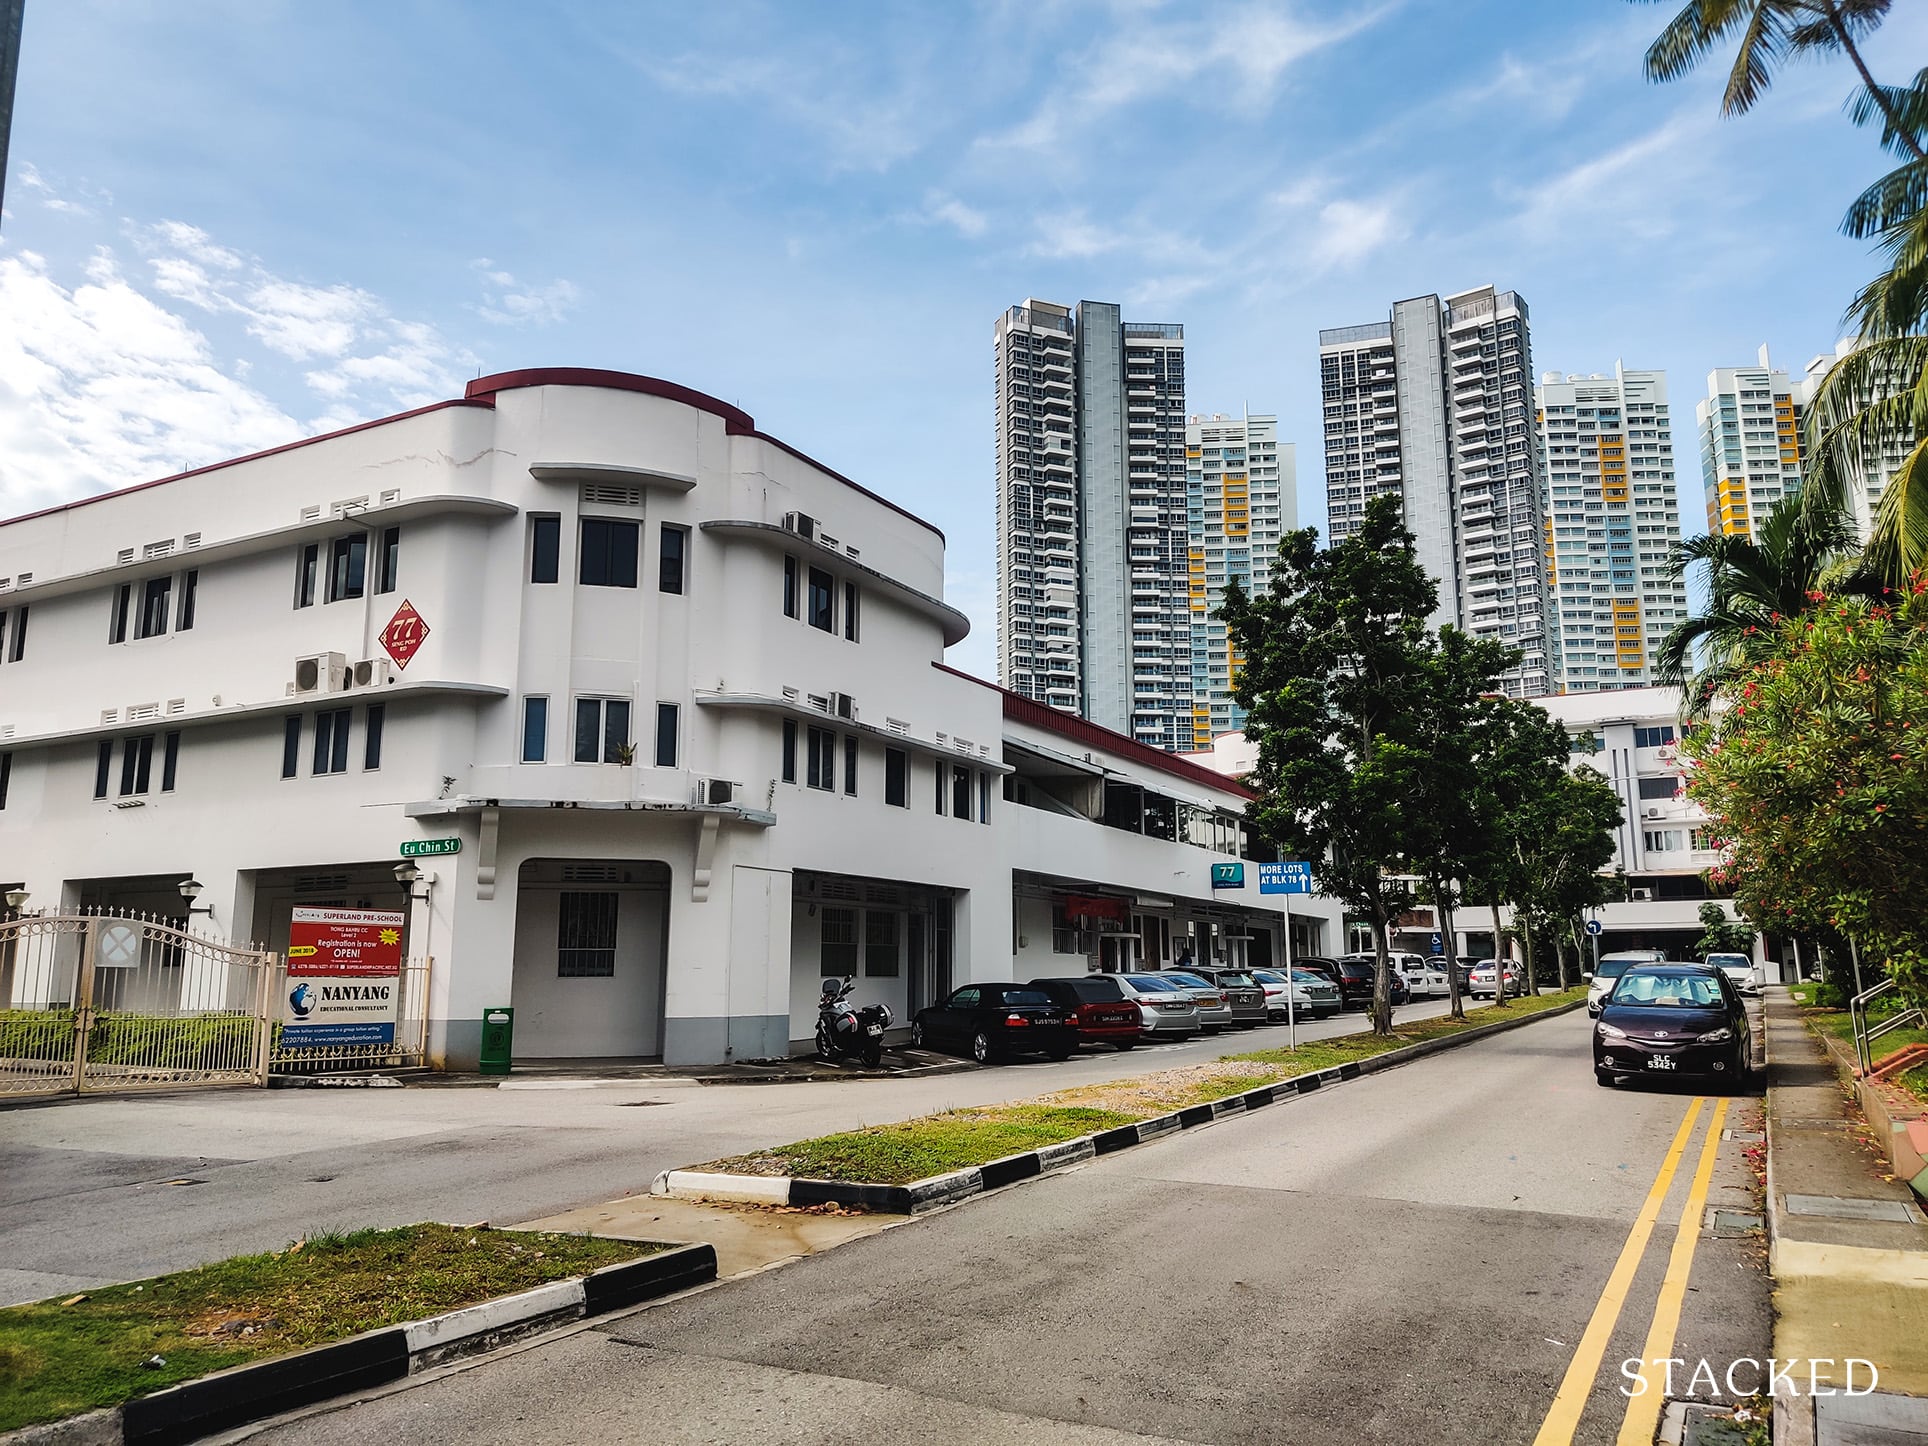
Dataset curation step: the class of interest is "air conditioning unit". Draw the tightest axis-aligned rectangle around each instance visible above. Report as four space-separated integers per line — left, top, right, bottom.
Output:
351 658 394 688
1641 805 1666 819
290 651 348 695
1630 887 1654 902
706 778 735 806
1655 745 1677 761
830 692 857 721
781 511 818 542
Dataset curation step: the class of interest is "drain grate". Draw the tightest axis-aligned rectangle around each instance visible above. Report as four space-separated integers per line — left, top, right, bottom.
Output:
1709 1208 1764 1237
1782 1193 1923 1223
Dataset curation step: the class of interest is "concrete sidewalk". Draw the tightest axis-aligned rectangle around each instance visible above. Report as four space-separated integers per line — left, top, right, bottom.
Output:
1766 987 1928 1445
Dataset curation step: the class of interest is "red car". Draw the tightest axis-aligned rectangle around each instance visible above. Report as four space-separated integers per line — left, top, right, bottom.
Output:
1027 976 1144 1050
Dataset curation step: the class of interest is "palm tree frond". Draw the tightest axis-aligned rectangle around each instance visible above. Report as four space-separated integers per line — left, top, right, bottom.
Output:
1861 435 1928 586
1639 0 1752 85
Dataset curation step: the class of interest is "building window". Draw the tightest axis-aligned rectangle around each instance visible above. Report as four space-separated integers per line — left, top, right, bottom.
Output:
376 527 400 595
94 740 111 799
843 736 858 796
161 731 180 793
952 765 972 820
313 708 352 775
843 582 860 641
281 716 302 779
864 910 900 977
1690 827 1715 851
978 772 990 823
884 747 907 808
574 697 631 763
659 526 687 595
177 571 198 631
522 697 548 763
328 535 367 602
1633 725 1676 749
1643 829 1684 852
110 583 131 643
364 704 385 771
0 751 10 810
579 518 639 588
118 734 154 796
557 891 619 977
1050 901 1084 955
530 515 561 584
295 544 319 608
655 703 679 769
806 726 836 790
807 567 834 632
935 760 946 814
0 605 26 662
783 555 799 619
821 906 858 976
1636 777 1676 801
137 576 172 639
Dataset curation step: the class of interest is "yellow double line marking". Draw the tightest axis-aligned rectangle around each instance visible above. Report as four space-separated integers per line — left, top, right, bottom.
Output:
1532 1095 1731 1446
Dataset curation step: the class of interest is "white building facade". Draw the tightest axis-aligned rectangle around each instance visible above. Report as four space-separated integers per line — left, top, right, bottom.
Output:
1319 286 1555 697
1535 367 1688 692
0 369 1324 1068
1185 413 1293 748
1697 346 1804 538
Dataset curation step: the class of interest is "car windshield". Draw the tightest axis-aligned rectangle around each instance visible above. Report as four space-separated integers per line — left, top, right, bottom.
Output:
1609 971 1725 1008
1594 957 1645 979
1216 972 1257 987
991 987 1053 1007
1122 974 1183 992
1250 970 1286 984
1291 969 1329 985
1704 955 1751 972
1165 972 1212 988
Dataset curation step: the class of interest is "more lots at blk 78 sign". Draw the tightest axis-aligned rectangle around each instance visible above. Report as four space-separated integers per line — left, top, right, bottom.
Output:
283 907 406 1047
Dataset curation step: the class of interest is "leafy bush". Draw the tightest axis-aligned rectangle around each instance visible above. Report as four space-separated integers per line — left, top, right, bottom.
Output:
0 1011 77 1062
0 1010 258 1071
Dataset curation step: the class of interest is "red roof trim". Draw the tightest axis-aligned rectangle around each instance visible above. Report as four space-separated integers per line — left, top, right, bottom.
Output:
0 398 493 529
467 368 943 542
933 663 1255 800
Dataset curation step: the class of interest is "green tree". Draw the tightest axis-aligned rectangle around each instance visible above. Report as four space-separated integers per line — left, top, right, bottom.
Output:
1694 901 1759 956
1511 767 1626 991
1683 586 1928 1010
1221 496 1437 1035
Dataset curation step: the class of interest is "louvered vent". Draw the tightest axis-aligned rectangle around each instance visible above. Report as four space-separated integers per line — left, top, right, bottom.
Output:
581 484 644 508
561 863 622 883
143 540 174 560
127 702 162 722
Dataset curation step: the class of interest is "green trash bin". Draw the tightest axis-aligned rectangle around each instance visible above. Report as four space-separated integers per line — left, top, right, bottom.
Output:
479 1007 514 1076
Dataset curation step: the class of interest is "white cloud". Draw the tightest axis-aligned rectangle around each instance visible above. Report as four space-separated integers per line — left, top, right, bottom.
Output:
919 192 988 239
1508 111 1709 243
469 259 581 326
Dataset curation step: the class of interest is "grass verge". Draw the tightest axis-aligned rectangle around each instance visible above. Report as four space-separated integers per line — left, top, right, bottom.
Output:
0 1223 661 1432
1791 987 1928 1103
705 989 1585 1186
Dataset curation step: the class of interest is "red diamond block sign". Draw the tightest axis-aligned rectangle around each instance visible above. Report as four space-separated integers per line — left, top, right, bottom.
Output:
380 600 430 669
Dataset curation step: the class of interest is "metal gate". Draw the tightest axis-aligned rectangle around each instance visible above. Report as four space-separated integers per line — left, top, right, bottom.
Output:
0 911 275 1098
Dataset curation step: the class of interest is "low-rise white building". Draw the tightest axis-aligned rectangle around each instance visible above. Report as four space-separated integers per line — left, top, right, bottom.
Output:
0 369 1333 1067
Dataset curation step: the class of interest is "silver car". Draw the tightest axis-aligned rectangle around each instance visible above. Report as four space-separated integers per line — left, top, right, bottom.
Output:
1142 970 1234 1031
1703 952 1762 997
1181 967 1269 1028
1115 974 1204 1038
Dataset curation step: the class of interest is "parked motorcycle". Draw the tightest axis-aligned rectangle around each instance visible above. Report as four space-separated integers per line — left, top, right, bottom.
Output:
815 976 892 1067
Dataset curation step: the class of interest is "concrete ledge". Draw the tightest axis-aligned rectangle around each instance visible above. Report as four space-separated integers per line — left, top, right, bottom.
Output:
648 1170 791 1205
581 1243 718 1314
402 1277 585 1359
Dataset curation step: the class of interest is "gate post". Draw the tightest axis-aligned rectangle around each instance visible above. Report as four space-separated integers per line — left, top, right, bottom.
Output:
71 917 99 1093
252 952 279 1086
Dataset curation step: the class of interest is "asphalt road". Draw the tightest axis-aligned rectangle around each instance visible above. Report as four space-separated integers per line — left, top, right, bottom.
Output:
243 1007 1772 1446
0 997 1461 1304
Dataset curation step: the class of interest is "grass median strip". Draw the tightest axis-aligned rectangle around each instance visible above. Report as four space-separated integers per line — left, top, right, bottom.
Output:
0 1223 662 1432
704 989 1585 1187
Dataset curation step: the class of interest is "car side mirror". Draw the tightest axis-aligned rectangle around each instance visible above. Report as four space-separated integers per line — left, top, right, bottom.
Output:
1582 972 1593 982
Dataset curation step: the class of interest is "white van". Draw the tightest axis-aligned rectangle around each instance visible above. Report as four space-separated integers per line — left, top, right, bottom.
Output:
1587 950 1668 1015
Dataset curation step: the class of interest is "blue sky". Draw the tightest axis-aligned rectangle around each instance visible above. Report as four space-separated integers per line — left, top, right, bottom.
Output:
3 0 1922 677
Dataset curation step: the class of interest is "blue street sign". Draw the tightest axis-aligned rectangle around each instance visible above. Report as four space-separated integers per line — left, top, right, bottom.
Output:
1430 933 1443 952
1585 919 1604 937
1258 861 1313 895
1211 862 1245 889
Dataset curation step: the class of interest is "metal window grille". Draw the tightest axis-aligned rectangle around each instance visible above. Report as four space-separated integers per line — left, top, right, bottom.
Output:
557 891 619 977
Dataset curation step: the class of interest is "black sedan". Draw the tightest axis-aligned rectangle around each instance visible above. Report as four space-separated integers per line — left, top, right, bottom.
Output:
911 984 1078 1064
1593 964 1752 1089
1331 957 1410 1010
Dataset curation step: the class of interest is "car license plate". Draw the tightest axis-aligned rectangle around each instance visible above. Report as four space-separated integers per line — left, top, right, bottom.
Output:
866 1024 883 1036
1646 1055 1676 1071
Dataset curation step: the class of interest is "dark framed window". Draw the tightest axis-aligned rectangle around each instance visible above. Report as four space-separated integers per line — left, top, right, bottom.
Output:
1636 776 1675 800
659 526 687 595
934 759 946 813
313 707 352 775
884 747 907 807
161 731 180 793
579 518 639 588
978 772 990 823
376 528 400 594
557 891 619 977
843 582 860 641
119 734 154 796
10 604 26 662
952 765 972 820
781 718 798 783
328 535 367 602
281 716 302 779
364 704 385 771
177 571 197 632
865 910 900 978
807 567 834 632
0 751 10 810
574 697 631 763
783 555 799 618
522 696 548 763
843 736 858 796
110 583 132 643
295 544 319 608
654 702 679 769
806 726 835 790
137 576 172 639
95 740 112 799
530 515 561 584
